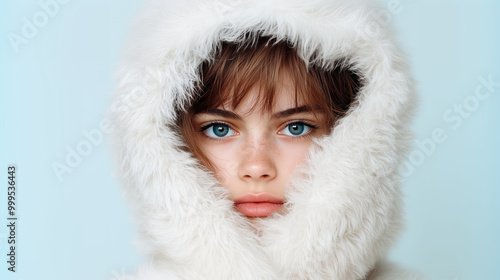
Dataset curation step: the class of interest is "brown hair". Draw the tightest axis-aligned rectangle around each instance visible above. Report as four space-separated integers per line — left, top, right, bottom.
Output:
179 36 360 168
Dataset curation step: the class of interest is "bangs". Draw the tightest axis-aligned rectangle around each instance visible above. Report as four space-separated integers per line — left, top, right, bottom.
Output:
192 36 359 129
180 35 360 168
193 37 307 114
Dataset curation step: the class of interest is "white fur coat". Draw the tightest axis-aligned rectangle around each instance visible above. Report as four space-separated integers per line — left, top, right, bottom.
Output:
110 0 422 279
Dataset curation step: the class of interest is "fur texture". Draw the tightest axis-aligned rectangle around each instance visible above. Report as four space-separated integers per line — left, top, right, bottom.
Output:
110 0 419 279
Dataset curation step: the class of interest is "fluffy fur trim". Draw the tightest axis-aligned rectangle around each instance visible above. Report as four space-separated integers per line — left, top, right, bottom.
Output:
110 0 415 279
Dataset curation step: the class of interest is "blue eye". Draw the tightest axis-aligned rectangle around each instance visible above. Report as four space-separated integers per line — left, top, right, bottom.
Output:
204 123 236 138
281 122 312 136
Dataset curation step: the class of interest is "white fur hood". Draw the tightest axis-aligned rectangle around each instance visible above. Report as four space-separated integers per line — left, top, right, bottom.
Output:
110 0 421 279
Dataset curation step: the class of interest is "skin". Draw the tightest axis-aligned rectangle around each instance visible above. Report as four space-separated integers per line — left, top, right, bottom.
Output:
191 77 328 217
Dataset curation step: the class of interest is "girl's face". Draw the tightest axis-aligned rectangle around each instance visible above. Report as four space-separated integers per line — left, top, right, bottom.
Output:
191 76 328 218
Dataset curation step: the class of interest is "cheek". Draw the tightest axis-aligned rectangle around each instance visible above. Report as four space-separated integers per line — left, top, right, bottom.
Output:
277 139 313 177
199 140 239 185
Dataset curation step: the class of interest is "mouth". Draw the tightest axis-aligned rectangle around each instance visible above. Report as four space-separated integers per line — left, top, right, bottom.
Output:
234 193 284 217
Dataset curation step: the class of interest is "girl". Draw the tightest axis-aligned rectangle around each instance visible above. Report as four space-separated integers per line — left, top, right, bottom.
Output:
178 36 359 221
111 0 421 279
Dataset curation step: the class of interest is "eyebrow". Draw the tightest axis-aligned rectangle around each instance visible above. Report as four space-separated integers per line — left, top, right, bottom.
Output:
202 109 242 120
271 106 313 119
200 106 314 120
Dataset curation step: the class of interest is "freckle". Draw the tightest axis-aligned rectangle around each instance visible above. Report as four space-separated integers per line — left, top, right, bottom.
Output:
241 140 253 152
261 137 280 156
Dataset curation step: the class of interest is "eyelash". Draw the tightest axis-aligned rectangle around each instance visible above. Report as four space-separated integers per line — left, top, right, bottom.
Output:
199 120 319 141
199 121 236 141
280 120 319 139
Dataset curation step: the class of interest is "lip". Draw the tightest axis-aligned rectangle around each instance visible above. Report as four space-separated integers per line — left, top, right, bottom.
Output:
234 193 284 217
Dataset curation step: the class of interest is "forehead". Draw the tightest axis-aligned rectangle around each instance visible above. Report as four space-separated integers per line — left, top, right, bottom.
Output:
193 37 324 114
223 84 300 114
215 72 309 113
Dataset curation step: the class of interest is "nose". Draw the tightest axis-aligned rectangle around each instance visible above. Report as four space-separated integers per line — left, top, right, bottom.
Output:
238 137 277 181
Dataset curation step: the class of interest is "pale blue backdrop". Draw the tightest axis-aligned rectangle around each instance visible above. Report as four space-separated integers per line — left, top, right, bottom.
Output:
1 1 499 280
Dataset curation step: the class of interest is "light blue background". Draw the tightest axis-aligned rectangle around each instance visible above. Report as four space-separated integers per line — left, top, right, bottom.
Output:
1 1 499 280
